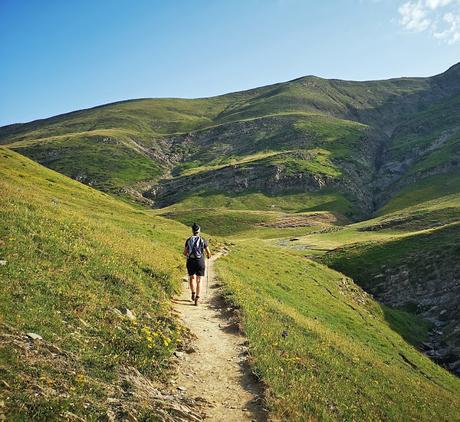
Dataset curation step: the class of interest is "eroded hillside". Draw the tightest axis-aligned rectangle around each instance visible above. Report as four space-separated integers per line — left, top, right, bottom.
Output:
2 63 460 219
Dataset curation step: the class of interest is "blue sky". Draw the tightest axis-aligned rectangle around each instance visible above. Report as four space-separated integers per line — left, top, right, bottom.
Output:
1 0 459 126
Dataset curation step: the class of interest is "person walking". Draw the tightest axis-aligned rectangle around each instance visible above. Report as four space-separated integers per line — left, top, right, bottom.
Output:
184 223 211 305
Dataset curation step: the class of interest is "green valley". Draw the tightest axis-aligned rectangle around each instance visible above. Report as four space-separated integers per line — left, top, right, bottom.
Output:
1 62 460 421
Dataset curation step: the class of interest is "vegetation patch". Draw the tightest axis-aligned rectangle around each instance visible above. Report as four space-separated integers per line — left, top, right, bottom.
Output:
0 148 191 420
319 223 460 292
216 241 460 421
11 134 163 191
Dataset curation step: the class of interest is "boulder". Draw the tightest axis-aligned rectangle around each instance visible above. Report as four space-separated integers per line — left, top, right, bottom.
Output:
26 332 43 341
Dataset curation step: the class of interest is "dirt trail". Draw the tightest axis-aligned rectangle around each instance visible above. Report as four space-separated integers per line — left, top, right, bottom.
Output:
171 254 266 422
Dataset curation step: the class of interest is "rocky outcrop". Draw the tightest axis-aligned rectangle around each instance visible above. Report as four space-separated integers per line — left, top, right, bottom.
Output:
144 161 337 207
141 115 382 215
354 233 460 376
374 126 460 207
143 151 379 217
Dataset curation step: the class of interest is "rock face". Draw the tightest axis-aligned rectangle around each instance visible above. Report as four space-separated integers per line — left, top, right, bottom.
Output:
371 251 460 375
147 161 332 203
144 157 379 217
26 332 43 341
142 115 381 217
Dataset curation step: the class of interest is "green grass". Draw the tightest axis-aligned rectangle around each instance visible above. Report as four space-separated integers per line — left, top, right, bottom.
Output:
161 209 274 236
277 224 404 253
9 132 164 191
316 219 460 364
384 94 460 162
162 189 355 217
214 75 432 124
378 173 460 215
263 148 342 177
173 150 284 177
216 240 460 421
407 133 459 176
0 97 233 144
281 188 460 253
0 148 192 419
382 306 432 347
160 208 338 238
319 222 460 292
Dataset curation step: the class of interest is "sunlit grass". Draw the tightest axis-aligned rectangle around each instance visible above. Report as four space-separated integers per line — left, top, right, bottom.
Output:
216 240 460 421
0 148 190 419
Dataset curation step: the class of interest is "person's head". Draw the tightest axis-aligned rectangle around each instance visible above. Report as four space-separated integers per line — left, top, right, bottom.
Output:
192 222 201 235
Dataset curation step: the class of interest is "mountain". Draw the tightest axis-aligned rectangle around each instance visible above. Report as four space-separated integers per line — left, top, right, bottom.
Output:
1 62 459 220
1 64 460 419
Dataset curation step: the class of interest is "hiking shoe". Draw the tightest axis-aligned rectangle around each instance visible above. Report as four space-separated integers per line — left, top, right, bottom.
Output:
194 296 200 306
191 292 196 302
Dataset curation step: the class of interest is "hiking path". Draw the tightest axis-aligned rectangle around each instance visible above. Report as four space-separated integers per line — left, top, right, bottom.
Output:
171 253 266 422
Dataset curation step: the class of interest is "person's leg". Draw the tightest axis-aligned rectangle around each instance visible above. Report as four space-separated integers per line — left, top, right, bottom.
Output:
189 274 195 298
195 275 201 297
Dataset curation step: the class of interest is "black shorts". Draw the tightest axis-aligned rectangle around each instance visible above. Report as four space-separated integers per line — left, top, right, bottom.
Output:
187 257 205 276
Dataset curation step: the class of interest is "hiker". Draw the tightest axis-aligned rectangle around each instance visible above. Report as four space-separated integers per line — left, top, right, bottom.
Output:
184 223 211 305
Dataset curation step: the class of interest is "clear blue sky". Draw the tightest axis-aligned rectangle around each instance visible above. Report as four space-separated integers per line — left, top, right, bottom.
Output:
1 0 459 126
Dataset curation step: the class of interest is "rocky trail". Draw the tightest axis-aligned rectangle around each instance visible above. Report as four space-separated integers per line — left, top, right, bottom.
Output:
171 254 267 421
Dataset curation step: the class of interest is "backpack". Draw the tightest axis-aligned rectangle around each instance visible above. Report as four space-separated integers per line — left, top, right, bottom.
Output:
187 236 204 259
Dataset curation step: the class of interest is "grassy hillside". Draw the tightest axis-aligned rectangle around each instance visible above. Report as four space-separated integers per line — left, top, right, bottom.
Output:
320 222 460 293
3 111 378 216
0 97 232 195
2 63 459 216
160 208 340 238
0 148 193 420
1 144 460 421
0 97 231 143
7 130 164 192
376 173 460 215
375 93 460 209
280 191 460 378
2 63 460 421
216 240 460 421
275 188 460 252
319 223 460 373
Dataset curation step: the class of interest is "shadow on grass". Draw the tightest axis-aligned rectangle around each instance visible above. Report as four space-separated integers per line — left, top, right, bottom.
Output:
380 303 432 348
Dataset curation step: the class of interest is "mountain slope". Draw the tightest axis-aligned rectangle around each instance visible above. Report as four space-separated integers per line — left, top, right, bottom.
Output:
0 148 195 419
281 190 460 376
216 239 460 421
2 62 459 218
2 147 459 421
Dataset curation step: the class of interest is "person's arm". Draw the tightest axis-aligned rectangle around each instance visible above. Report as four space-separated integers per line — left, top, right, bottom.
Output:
183 239 189 257
205 246 211 259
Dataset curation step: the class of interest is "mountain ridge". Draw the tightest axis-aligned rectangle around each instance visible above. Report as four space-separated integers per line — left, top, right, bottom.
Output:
2 61 459 130
1 62 459 220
